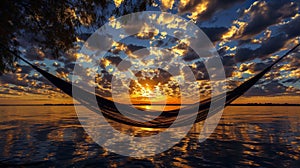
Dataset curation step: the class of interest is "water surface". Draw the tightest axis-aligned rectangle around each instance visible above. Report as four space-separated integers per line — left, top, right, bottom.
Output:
0 106 299 167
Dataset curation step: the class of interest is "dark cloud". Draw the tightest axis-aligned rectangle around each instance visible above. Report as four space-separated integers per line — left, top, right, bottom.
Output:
178 0 246 21
250 62 266 73
201 27 229 42
52 62 61 68
240 62 268 73
99 55 132 71
183 48 199 61
95 87 112 97
126 44 146 53
233 1 298 40
244 80 290 96
235 27 300 62
254 34 287 59
0 73 29 87
105 56 122 66
65 63 75 70
133 68 172 86
152 36 178 48
26 75 55 87
222 56 236 67
222 56 237 77
55 67 69 74
235 47 256 62
280 14 300 39
224 65 236 78
283 78 299 83
289 51 300 69
0 88 21 95
190 61 209 80
217 47 227 57
78 33 92 41
108 43 146 56
25 47 45 61
18 65 32 74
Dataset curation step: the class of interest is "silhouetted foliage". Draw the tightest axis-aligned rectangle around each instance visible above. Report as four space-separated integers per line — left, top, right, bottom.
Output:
0 0 153 73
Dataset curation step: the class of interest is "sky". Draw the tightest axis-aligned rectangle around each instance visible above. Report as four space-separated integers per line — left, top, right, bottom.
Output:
0 0 299 104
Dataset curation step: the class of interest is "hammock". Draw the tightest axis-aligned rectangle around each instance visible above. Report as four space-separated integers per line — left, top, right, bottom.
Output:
5 43 300 128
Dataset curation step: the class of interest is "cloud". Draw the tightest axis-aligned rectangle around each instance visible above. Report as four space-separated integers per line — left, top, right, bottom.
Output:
235 33 297 64
201 27 229 43
100 55 132 71
85 34 114 51
161 0 175 11
280 14 300 39
287 50 300 70
239 62 268 74
221 55 237 77
52 62 60 67
222 55 235 66
25 47 46 61
182 48 199 61
0 73 29 87
226 1 298 40
16 65 32 74
234 47 256 62
178 0 245 21
254 34 288 58
0 88 22 96
244 80 295 96
2 0 299 99
237 34 288 63
108 42 147 58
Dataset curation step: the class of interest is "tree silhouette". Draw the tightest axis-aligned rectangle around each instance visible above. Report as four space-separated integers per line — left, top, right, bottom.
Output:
0 0 153 74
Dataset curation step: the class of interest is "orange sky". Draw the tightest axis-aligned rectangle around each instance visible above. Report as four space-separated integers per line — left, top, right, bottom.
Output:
0 94 299 105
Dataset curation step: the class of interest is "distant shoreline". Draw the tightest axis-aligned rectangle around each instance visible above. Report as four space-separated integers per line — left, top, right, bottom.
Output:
0 103 299 106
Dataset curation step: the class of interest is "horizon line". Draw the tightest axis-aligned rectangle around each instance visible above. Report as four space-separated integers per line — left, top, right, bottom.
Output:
0 103 299 106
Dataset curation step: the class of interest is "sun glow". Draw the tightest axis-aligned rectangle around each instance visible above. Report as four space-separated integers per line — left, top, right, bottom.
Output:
140 83 163 98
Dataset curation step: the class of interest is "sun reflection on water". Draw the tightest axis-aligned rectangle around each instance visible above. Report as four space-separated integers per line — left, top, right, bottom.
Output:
0 106 299 167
